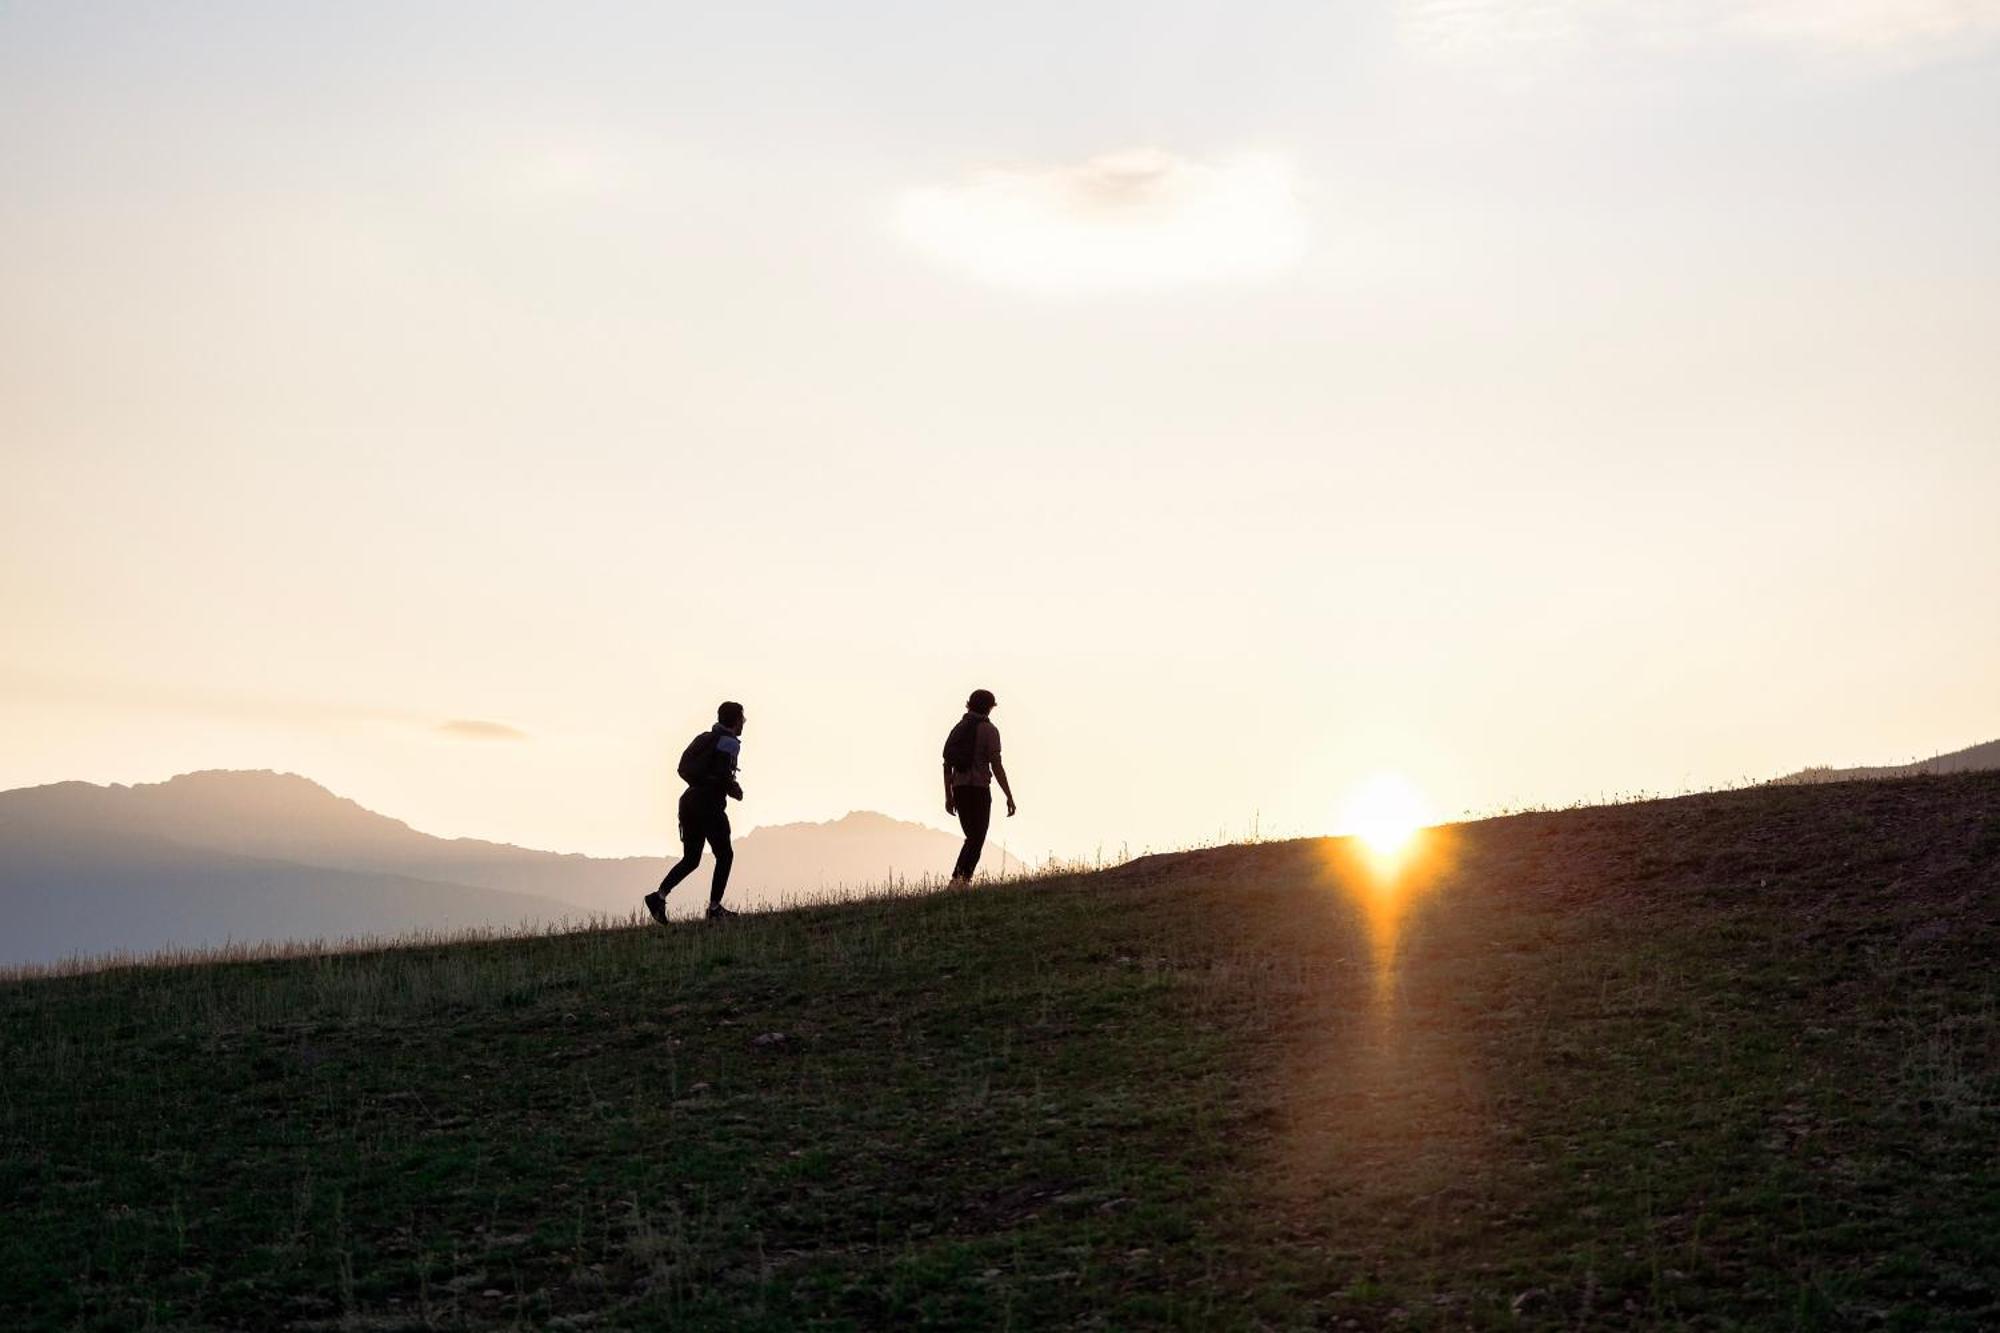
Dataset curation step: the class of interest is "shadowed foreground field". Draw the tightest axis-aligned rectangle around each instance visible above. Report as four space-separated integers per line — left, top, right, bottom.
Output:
3 775 1997 1329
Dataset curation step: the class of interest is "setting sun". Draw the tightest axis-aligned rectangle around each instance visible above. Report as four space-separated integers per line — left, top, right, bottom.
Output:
1339 773 1432 862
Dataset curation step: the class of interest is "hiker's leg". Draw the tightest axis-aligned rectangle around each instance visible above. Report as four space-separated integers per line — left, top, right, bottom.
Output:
659 825 704 894
952 786 991 879
706 812 734 907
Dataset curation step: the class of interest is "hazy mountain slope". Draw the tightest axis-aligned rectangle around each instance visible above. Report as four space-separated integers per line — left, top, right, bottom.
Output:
0 770 437 861
0 773 1021 959
0 825 579 966
732 810 1025 902
0 771 651 909
1771 736 2000 784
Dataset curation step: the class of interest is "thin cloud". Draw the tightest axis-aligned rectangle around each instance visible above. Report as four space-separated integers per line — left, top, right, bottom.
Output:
507 141 631 199
1727 0 2000 52
438 719 529 742
1403 0 2000 66
1 668 538 744
896 149 1307 294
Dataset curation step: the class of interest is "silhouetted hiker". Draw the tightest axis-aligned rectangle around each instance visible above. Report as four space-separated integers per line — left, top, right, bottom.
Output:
942 689 1015 883
646 701 745 923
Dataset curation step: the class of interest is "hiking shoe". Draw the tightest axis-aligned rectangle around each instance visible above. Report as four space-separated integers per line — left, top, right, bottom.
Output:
643 891 668 926
705 903 738 920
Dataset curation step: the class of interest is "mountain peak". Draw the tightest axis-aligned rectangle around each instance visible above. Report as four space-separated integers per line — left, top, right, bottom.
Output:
156 768 339 796
747 810 946 839
143 769 406 827
0 767 425 859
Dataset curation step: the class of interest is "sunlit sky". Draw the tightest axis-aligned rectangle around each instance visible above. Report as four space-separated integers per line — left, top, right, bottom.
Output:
4 2 1997 862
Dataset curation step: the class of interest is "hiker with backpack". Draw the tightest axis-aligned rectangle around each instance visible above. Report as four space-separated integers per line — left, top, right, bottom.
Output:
646 700 746 923
942 688 1015 883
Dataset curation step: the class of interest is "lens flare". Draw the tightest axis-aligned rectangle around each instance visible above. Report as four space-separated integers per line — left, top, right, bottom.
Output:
1324 774 1452 1016
1339 773 1431 865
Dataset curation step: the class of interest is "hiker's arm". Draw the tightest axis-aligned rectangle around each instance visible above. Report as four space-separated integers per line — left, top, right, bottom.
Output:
992 759 1016 816
718 736 744 801
942 766 956 815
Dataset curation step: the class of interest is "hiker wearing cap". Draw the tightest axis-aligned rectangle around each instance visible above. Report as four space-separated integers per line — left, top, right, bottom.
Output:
647 701 746 923
942 689 1015 883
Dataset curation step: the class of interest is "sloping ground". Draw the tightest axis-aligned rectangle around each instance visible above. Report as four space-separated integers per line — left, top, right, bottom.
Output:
1 775 1995 1330
0 831 582 967
1772 737 2000 785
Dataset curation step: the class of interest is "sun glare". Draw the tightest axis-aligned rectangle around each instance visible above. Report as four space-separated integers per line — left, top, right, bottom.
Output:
1340 773 1431 863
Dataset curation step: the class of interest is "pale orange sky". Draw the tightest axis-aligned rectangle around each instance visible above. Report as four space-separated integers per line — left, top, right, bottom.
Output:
4 3 1997 862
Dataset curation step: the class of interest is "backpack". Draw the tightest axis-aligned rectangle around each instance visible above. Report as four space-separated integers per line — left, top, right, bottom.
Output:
677 730 719 786
942 716 983 771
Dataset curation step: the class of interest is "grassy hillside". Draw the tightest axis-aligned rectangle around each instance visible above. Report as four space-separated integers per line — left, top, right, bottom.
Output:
3 775 1997 1330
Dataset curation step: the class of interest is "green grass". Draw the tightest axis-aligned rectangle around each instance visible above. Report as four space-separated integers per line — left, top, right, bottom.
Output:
3 774 1997 1329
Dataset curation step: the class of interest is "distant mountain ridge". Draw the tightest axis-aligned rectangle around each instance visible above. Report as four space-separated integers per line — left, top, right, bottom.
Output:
0 771 1020 967
1770 738 2000 786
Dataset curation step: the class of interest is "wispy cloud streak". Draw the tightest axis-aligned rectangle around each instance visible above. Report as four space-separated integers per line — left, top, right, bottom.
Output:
1403 0 2000 66
897 149 1306 293
438 719 529 742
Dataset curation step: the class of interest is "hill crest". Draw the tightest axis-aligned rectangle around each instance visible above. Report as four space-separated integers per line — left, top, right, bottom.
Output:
1771 736 2000 785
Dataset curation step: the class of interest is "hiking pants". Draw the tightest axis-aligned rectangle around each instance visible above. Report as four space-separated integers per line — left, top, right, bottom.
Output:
661 793 733 907
951 785 992 880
